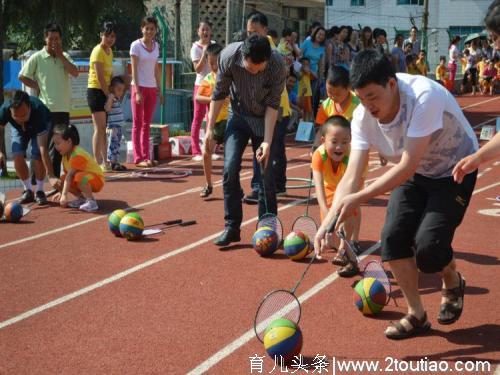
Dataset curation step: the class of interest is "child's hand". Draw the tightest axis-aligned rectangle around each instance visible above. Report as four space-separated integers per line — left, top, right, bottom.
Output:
60 194 68 207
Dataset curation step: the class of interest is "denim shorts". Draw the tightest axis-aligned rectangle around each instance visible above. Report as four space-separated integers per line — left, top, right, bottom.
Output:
11 128 43 160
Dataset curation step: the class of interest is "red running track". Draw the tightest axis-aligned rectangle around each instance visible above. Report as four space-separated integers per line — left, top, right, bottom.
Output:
0 96 498 374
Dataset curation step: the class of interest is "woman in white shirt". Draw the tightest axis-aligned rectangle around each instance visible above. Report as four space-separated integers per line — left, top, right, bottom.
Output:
130 16 162 168
448 35 461 90
190 21 213 161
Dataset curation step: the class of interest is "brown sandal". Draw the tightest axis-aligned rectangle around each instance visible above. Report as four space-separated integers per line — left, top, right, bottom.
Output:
332 254 348 266
385 313 431 340
438 272 466 325
337 260 360 278
200 185 213 198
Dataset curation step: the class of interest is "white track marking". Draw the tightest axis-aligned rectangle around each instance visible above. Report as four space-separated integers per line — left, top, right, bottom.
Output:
187 242 381 375
461 96 500 110
472 182 500 196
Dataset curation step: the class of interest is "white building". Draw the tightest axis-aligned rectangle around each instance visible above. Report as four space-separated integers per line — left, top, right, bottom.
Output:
325 0 492 69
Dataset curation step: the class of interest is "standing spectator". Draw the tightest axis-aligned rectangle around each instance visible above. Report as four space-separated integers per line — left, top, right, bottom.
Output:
189 21 213 162
406 54 420 75
391 34 407 73
360 26 374 50
404 26 421 56
328 26 350 71
105 76 128 171
347 30 361 64
448 36 461 90
461 49 478 95
301 27 326 116
481 38 493 60
435 56 450 87
286 72 301 131
277 28 300 71
416 50 429 76
305 21 322 42
298 57 314 122
87 22 116 170
374 28 390 57
204 35 286 246
19 23 78 178
130 16 162 168
404 41 414 56
268 29 279 47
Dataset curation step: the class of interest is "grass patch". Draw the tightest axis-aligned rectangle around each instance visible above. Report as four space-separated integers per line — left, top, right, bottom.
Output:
0 171 18 180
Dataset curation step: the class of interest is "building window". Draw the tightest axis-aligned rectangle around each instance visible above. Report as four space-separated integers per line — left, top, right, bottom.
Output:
326 0 333 5
351 0 365 5
397 0 424 5
449 26 485 50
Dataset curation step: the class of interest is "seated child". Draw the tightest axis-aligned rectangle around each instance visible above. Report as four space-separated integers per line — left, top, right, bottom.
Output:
196 43 227 198
105 76 127 171
312 115 362 277
480 59 498 95
435 55 449 85
298 57 313 121
415 50 428 76
52 124 104 212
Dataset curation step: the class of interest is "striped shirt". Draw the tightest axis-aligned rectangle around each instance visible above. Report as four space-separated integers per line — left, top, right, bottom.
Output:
106 98 124 129
212 41 286 137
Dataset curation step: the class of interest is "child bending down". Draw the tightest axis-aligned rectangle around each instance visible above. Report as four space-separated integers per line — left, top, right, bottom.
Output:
312 115 362 277
53 124 105 212
196 43 227 198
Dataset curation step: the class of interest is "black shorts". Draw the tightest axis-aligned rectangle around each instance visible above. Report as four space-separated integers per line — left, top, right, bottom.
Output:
87 88 107 113
380 171 477 273
463 68 478 86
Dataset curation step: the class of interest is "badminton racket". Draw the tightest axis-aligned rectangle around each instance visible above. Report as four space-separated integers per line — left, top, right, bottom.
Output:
291 169 317 252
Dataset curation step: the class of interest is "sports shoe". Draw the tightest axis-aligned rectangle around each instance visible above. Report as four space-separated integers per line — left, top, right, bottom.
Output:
35 190 48 205
101 163 112 172
19 190 34 204
79 199 99 212
243 190 259 204
192 155 203 162
211 153 221 161
68 197 86 208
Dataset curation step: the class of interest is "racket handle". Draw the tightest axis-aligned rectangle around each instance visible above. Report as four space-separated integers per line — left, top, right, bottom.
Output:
326 214 340 233
180 220 197 226
164 219 182 226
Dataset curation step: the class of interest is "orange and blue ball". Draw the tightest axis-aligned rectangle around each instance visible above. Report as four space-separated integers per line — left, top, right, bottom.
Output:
283 231 310 261
353 277 387 315
108 209 127 237
263 318 303 362
252 226 279 256
119 212 144 240
4 202 23 223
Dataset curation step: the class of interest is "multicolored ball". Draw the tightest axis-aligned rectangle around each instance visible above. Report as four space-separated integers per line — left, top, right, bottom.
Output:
252 226 279 256
0 201 4 219
108 209 127 237
119 212 144 240
283 231 310 260
4 202 23 223
353 277 387 315
264 318 303 362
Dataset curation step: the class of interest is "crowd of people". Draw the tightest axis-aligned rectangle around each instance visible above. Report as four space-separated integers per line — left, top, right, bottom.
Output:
0 0 499 340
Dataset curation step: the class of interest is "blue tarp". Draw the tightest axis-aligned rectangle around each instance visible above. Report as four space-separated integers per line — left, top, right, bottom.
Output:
3 60 22 90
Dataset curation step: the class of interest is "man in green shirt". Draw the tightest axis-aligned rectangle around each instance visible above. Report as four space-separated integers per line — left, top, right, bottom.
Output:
19 22 78 177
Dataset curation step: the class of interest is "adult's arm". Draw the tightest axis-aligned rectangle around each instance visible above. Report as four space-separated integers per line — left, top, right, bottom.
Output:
57 50 79 77
93 61 109 96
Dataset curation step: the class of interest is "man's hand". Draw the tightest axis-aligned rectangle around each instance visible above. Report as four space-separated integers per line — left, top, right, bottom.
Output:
256 142 270 166
53 41 64 59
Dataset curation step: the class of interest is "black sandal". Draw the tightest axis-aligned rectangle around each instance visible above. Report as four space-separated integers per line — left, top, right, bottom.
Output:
385 312 431 340
337 260 360 278
200 185 213 198
438 272 466 325
332 254 349 266
112 163 127 171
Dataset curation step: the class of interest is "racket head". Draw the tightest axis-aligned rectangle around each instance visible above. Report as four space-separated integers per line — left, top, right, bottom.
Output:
362 260 391 305
254 289 301 342
256 213 283 243
291 215 318 254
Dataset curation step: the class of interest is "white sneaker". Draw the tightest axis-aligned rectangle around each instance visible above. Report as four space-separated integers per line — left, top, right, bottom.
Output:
211 154 221 161
68 197 86 208
79 199 99 212
192 155 203 162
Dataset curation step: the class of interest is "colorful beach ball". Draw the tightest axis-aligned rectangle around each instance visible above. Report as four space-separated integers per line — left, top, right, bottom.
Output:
4 202 23 223
283 231 310 261
252 226 279 256
108 209 127 237
119 212 144 240
353 277 387 315
0 201 4 219
264 318 303 362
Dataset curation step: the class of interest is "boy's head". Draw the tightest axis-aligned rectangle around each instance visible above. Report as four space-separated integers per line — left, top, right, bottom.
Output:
321 115 351 162
52 123 80 155
350 50 398 122
418 50 426 60
206 43 223 72
464 49 470 56
326 66 351 104
110 76 126 99
405 53 415 66
394 34 404 47
282 27 293 42
286 72 297 92
439 55 446 65
241 35 271 74
299 57 310 69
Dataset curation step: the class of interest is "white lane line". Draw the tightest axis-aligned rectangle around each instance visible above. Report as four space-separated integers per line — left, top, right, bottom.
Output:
0 160 312 251
472 182 500 196
187 241 381 375
461 96 500 110
0 196 313 331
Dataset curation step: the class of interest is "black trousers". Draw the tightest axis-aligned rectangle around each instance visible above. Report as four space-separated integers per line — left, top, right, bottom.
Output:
381 171 477 273
48 112 70 177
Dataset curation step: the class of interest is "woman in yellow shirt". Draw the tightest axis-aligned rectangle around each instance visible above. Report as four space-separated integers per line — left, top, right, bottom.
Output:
87 21 116 170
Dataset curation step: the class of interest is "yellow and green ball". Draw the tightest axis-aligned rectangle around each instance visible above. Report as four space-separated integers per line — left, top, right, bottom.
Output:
119 212 144 240
353 277 387 315
263 318 303 361
108 209 127 236
283 231 310 261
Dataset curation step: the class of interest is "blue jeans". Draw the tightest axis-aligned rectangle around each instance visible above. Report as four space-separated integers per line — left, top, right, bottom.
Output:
11 128 42 160
251 116 288 192
223 114 277 231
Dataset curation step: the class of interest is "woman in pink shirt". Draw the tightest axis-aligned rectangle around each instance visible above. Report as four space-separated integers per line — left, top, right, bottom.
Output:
190 21 213 161
130 16 163 167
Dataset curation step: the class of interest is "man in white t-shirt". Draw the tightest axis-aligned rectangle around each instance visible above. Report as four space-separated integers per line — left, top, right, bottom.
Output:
315 50 478 340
